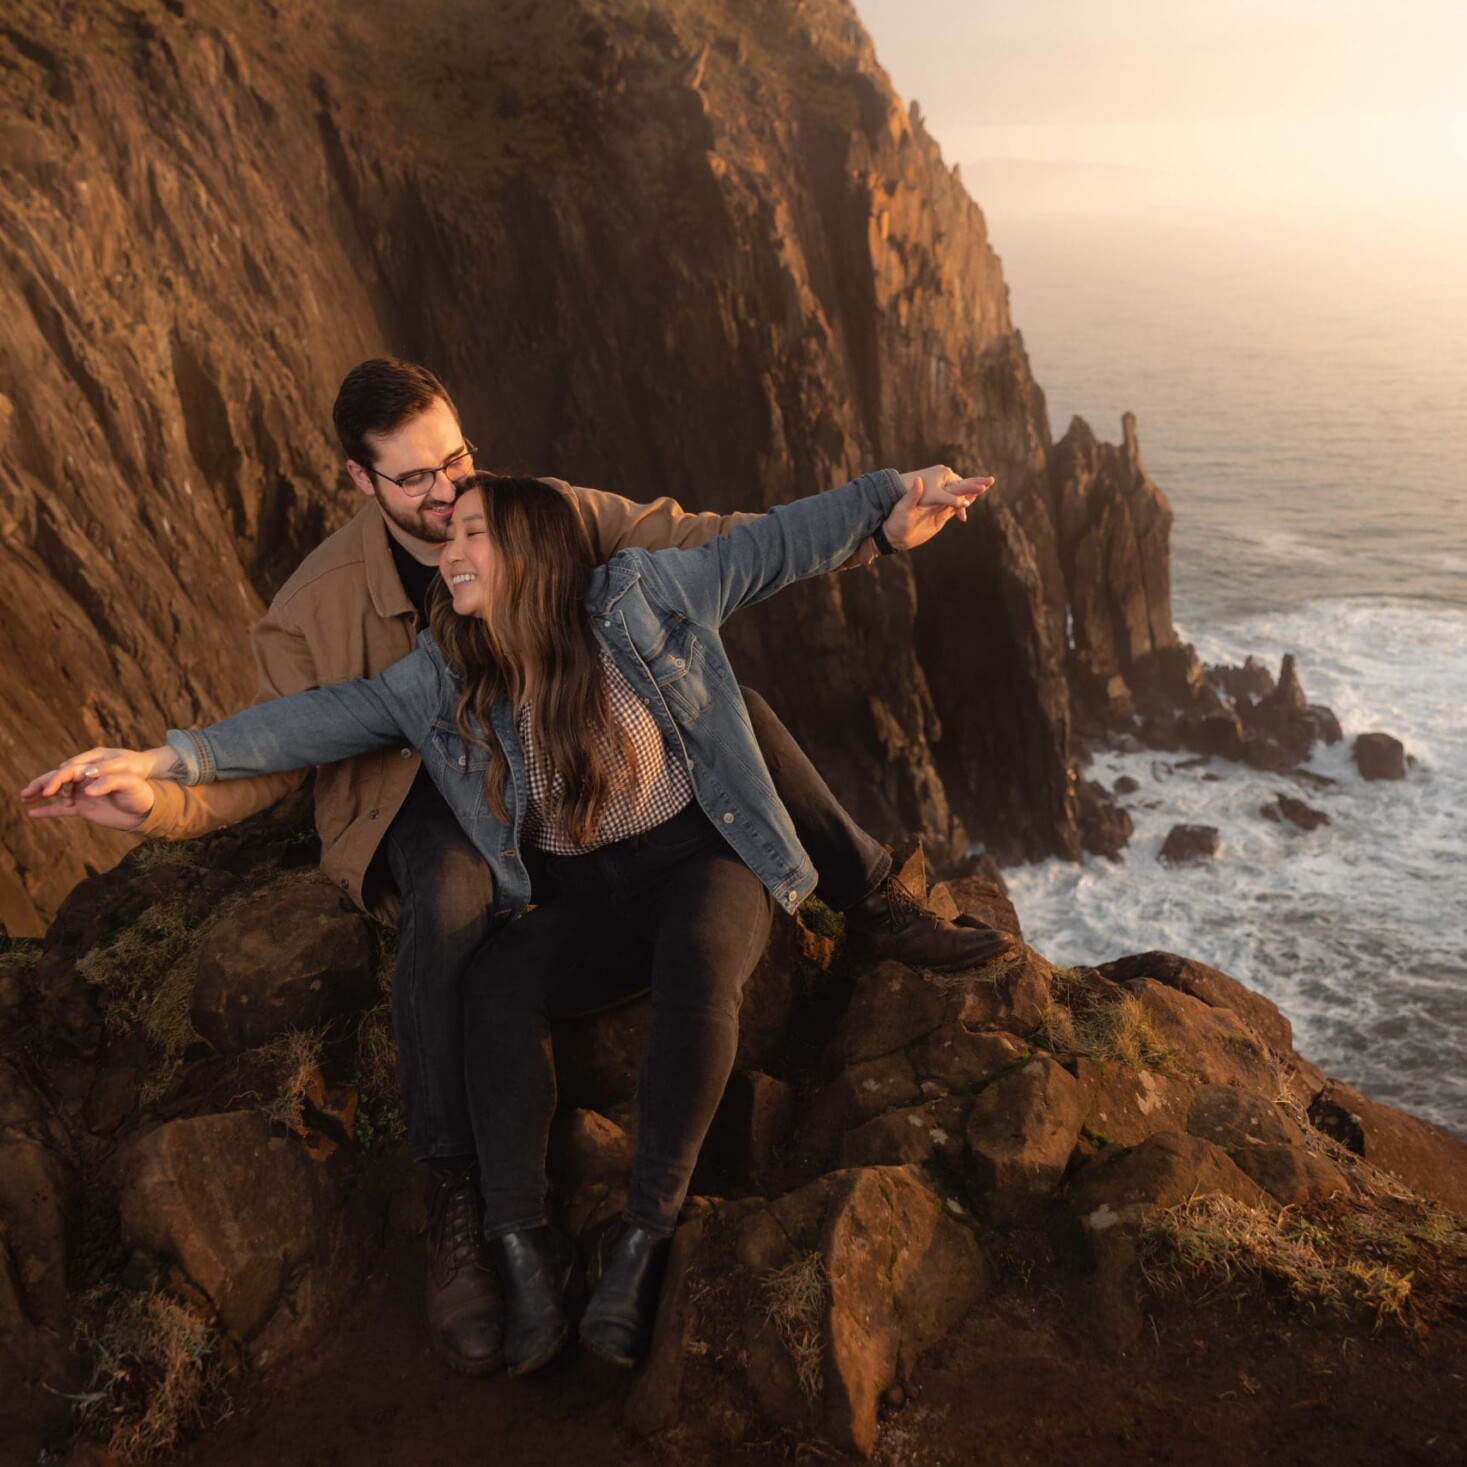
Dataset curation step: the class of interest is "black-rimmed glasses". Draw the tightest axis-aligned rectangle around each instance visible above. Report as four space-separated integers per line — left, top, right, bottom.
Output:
368 440 477 497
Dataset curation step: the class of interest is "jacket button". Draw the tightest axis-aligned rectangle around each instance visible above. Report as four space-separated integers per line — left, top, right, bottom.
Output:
458 755 467 768
369 809 379 819
400 747 412 758
722 812 734 824
787 890 799 904
340 878 349 888
686 758 694 770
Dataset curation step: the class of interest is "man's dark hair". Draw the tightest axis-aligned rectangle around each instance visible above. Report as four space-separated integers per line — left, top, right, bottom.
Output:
332 357 459 468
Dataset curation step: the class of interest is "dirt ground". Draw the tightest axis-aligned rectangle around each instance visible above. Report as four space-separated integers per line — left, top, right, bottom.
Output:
154 1228 1467 1467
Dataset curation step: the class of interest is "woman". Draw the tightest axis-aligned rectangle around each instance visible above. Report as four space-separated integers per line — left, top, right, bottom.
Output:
24 465 990 1373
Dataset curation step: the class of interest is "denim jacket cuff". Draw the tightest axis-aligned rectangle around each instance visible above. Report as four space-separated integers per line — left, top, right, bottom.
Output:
164 728 215 786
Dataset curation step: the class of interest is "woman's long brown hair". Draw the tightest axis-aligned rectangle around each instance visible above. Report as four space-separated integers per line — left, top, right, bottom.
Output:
428 474 639 845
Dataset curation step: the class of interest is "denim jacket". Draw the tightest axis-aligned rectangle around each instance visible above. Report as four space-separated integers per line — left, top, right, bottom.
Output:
166 469 905 929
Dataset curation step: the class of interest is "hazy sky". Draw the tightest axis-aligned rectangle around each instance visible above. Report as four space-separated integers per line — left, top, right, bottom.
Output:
853 1 1467 212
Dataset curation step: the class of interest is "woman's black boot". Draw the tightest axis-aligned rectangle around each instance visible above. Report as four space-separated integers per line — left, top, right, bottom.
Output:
487 1226 574 1376
579 1222 672 1368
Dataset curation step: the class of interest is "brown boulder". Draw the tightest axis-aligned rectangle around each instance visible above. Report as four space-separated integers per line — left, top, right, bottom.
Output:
943 876 1023 942
966 1056 1088 1217
1123 979 1277 1092
1096 951 1296 1059
117 1112 372 1364
794 1053 922 1175
1158 824 1219 865
834 961 948 1064
840 1097 967 1170
189 880 374 1055
1229 1144 1353 1206
1308 1080 1467 1212
1076 1058 1195 1148
1353 731 1407 781
909 1025 1026 1093
1064 1131 1270 1236
1186 1084 1301 1151
630 1167 984 1458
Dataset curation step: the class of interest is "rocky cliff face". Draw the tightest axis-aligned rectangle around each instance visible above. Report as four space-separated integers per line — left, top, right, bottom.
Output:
1 0 1138 930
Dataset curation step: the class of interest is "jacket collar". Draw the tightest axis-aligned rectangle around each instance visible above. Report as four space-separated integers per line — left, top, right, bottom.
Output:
584 555 642 615
360 505 418 622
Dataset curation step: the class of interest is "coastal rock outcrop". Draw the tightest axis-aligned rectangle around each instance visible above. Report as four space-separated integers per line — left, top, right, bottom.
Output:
2 803 1465 1460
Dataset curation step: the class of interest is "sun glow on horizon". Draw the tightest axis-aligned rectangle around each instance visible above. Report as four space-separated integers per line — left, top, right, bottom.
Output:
855 1 1467 224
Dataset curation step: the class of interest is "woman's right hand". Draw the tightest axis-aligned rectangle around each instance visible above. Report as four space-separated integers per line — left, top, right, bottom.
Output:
20 746 179 831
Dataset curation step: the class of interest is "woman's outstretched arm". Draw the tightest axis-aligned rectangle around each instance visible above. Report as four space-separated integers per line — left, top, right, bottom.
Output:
22 645 445 828
629 467 992 628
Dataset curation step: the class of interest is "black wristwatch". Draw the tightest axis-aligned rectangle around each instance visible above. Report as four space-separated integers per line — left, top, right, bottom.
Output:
873 523 897 555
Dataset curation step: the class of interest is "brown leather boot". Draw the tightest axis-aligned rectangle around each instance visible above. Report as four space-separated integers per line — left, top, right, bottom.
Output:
425 1162 504 1375
844 877 1015 971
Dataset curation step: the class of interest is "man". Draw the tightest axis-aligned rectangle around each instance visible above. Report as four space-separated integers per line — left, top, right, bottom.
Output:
31 358 1008 1374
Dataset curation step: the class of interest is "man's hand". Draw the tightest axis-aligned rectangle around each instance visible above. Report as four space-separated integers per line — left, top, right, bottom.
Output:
20 746 178 831
883 466 995 552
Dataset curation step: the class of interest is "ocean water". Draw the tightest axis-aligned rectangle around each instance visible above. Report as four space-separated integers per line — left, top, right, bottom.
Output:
980 202 1467 1137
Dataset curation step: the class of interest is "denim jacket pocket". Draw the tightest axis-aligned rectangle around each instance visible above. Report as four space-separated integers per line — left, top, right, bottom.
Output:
647 617 715 724
428 718 492 775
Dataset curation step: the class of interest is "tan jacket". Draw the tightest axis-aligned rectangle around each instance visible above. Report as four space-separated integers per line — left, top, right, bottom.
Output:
140 480 873 913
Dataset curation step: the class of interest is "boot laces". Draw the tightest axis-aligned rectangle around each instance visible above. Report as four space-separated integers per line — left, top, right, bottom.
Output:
881 877 927 930
428 1166 483 1274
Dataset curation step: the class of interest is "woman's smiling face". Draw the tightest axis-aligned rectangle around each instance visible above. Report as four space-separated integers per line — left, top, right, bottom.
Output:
440 487 499 616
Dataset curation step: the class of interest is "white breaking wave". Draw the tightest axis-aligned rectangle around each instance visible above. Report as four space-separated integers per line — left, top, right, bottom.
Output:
1003 598 1467 1138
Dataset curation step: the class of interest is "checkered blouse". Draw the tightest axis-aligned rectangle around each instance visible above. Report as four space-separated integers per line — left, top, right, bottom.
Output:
517 645 694 854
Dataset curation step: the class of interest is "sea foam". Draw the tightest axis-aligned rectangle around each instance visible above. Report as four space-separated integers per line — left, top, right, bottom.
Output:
1003 598 1467 1138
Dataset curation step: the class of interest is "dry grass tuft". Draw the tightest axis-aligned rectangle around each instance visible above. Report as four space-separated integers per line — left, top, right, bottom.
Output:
762 1251 829 1402
129 841 198 873
76 1286 230 1461
252 1026 329 1131
76 903 201 1101
354 1001 405 1147
1038 988 1179 1073
1140 1194 1445 1327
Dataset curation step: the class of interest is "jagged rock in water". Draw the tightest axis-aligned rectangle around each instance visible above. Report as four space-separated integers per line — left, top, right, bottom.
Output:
1354 731 1407 781
1261 793 1331 831
1050 413 1183 731
1158 824 1220 865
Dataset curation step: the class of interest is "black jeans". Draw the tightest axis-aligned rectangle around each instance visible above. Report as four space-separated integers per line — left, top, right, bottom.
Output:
381 689 890 1162
465 803 775 1240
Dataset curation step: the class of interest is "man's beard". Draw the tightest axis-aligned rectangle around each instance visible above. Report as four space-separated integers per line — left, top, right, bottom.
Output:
378 494 453 545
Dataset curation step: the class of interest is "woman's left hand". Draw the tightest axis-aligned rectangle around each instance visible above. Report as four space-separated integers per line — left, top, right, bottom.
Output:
883 467 994 551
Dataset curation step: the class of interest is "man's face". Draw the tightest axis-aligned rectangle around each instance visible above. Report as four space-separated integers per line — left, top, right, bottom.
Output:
346 398 475 552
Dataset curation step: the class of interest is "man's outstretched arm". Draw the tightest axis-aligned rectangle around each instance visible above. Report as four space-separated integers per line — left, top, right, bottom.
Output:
131 601 314 838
